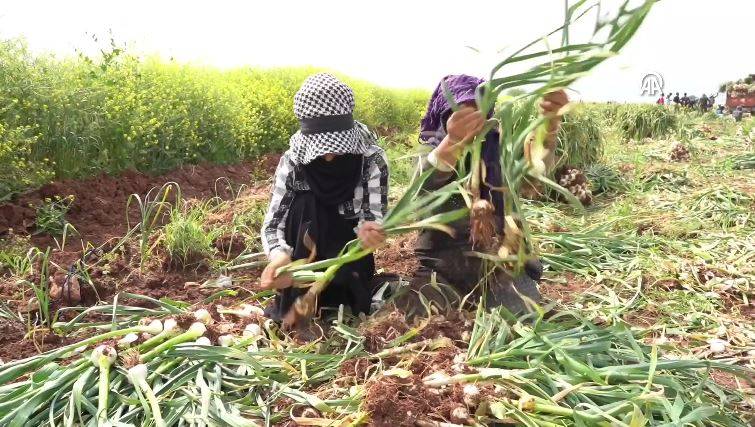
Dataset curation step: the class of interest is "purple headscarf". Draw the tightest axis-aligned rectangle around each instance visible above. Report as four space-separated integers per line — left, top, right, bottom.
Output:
419 74 504 214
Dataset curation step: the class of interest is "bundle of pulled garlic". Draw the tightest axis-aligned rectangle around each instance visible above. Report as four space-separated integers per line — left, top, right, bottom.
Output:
669 142 690 162
557 167 593 206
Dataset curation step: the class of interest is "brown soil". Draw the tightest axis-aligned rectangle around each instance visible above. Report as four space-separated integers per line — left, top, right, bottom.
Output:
669 143 691 162
0 318 86 361
406 345 469 377
0 159 280 362
0 157 279 248
340 356 374 379
709 368 752 391
360 309 411 352
541 274 595 305
623 308 661 329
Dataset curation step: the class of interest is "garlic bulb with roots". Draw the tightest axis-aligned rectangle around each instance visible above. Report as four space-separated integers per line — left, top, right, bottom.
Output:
452 352 467 373
163 318 178 334
90 344 117 367
128 364 166 427
144 319 164 335
470 199 496 250
194 336 212 346
189 322 207 336
128 364 148 383
91 345 117 425
217 303 265 318
117 333 139 348
423 371 451 387
450 405 470 424
218 335 235 347
242 304 266 317
194 309 213 324
242 304 265 316
463 384 481 408
243 323 262 339
709 338 727 353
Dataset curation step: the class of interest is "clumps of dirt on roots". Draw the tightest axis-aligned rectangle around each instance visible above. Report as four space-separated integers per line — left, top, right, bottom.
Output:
406 346 475 377
341 341 473 382
670 143 691 162
470 199 497 250
360 310 411 352
339 357 374 380
364 375 497 426
364 375 444 426
555 166 593 206
360 309 474 353
374 232 419 278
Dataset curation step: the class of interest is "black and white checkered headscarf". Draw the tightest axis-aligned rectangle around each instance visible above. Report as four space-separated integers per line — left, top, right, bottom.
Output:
289 73 373 165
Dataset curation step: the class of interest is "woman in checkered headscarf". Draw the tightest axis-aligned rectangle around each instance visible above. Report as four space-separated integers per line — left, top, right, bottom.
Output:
260 73 389 323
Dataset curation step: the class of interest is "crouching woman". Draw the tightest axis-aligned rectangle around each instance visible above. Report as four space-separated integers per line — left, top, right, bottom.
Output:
260 73 389 322
399 74 568 316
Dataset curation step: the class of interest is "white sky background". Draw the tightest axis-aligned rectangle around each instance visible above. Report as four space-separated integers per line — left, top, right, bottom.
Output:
1 0 753 103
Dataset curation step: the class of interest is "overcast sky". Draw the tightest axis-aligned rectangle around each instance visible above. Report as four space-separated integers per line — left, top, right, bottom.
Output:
1 1 752 103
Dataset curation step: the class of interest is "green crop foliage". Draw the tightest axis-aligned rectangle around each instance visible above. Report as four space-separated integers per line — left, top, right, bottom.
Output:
34 195 74 237
509 102 604 169
557 105 604 168
0 39 429 197
163 203 220 268
0 122 54 201
613 104 677 141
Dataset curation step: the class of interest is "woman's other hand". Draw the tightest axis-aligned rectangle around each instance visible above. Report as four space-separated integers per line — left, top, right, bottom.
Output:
540 90 569 116
358 221 386 250
261 251 294 290
541 90 569 133
434 105 485 169
447 105 486 145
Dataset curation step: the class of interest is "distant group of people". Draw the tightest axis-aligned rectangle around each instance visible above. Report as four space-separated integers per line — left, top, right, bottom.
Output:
656 92 715 112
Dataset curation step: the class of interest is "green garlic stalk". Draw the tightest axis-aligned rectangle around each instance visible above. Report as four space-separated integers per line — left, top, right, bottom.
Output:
0 319 162 385
128 364 166 427
141 322 207 362
90 344 117 425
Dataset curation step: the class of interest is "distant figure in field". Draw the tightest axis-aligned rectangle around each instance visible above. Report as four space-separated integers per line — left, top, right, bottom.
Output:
673 92 680 106
716 105 725 116
733 106 744 122
688 95 698 109
681 93 690 108
699 94 709 112
657 93 665 105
